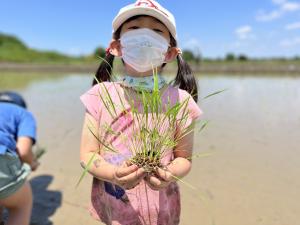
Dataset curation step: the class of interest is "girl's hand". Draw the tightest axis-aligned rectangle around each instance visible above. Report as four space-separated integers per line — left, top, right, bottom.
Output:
145 167 176 191
146 157 192 190
113 162 146 190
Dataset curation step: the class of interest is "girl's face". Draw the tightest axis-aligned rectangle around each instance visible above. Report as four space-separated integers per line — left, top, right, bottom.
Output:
109 16 179 77
120 16 171 44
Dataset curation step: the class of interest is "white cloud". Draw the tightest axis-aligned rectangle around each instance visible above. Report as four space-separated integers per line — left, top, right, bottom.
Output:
230 26 257 54
235 25 256 40
256 0 300 22
280 37 300 47
256 10 282 21
285 21 300 30
272 0 287 4
281 2 300 11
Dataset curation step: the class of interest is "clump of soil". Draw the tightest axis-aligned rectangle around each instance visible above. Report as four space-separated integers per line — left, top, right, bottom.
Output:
131 151 162 173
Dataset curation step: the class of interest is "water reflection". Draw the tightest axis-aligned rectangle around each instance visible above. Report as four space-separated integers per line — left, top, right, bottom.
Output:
0 72 69 90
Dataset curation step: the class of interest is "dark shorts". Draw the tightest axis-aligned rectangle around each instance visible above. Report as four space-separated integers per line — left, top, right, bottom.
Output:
0 151 31 199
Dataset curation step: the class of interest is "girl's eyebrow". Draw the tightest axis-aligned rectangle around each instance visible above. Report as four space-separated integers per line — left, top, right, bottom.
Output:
153 18 164 25
127 16 165 27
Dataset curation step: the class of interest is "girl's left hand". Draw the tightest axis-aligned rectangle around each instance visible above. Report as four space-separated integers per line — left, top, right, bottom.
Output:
145 167 176 191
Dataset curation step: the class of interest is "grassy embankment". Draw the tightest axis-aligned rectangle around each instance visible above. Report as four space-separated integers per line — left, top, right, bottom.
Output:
0 33 96 64
1 33 300 74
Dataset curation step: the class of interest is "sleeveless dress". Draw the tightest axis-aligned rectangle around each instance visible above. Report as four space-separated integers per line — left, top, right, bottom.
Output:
80 82 202 225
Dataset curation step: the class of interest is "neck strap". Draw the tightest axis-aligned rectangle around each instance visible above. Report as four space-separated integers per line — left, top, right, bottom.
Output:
122 74 166 92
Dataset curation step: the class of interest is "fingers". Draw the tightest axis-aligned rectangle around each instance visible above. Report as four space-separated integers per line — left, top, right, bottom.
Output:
119 168 146 188
146 175 169 190
115 164 139 178
148 175 162 186
125 160 133 167
155 167 173 182
145 167 176 190
114 164 146 190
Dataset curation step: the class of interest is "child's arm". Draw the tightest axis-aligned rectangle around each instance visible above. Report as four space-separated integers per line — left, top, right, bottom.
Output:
80 113 146 189
16 109 39 171
146 131 194 190
16 137 39 171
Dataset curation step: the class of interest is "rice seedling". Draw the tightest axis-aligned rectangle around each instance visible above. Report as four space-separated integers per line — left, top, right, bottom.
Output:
33 144 46 160
96 75 188 167
77 69 225 188
77 61 225 225
76 54 226 188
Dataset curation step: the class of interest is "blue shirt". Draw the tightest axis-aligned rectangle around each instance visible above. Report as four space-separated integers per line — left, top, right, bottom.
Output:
0 102 36 155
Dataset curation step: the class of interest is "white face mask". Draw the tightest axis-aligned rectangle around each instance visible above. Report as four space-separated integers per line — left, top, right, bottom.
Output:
120 28 169 73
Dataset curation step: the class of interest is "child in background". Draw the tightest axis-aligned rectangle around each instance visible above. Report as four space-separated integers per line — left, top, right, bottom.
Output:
0 92 39 225
80 0 202 224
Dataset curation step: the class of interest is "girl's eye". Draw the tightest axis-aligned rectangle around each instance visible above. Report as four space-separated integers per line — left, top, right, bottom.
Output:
153 29 163 33
128 26 140 30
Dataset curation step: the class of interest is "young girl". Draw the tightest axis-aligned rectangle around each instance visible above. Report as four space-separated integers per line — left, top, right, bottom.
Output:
80 1 202 224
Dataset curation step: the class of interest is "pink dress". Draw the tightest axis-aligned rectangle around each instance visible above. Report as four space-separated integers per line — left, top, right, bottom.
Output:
80 82 202 225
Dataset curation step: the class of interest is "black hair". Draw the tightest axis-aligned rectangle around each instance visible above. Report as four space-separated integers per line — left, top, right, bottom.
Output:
93 15 198 102
169 36 198 102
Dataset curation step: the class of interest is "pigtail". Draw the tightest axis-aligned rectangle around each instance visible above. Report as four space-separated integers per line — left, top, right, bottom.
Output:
92 19 125 86
92 53 115 86
173 54 198 102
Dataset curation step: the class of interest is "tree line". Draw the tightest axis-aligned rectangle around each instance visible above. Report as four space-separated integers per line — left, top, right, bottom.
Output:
95 47 297 62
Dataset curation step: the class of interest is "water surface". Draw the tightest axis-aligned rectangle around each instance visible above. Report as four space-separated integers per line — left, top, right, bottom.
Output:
0 73 299 225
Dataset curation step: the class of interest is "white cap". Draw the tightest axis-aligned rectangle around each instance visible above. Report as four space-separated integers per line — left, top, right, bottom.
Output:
112 0 177 40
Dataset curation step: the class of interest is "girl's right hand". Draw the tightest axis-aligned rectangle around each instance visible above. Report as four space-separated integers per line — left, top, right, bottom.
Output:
113 162 146 190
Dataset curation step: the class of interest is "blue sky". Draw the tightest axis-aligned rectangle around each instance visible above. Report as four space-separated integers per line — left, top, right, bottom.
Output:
1 0 300 58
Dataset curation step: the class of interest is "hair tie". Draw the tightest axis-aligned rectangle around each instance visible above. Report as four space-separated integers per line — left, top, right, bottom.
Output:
106 47 111 56
177 48 183 55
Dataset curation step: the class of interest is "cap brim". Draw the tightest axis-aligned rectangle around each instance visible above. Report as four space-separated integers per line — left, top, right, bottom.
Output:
112 7 177 40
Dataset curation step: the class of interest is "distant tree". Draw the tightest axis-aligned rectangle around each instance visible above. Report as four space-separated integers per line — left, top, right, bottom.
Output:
195 55 201 66
225 53 235 61
194 47 202 66
273 57 287 61
182 50 195 62
94 47 106 59
238 54 248 61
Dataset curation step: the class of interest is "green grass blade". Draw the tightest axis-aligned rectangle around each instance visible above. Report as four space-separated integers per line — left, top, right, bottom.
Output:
76 151 97 187
203 89 227 100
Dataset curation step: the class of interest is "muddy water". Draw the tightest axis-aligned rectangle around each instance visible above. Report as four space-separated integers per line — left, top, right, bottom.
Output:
0 73 299 225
